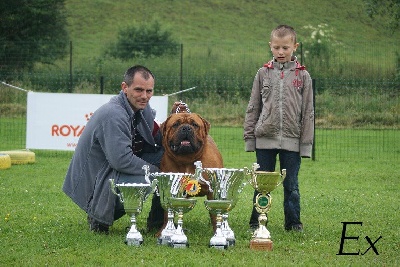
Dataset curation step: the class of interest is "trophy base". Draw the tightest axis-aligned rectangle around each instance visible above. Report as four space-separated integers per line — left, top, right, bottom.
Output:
209 244 228 250
125 229 144 246
125 238 143 246
226 238 235 247
209 235 228 250
169 242 189 248
249 238 273 251
157 236 171 245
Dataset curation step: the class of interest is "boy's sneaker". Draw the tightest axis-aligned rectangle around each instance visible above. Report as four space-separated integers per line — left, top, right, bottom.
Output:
87 216 109 234
286 224 303 232
250 223 259 230
247 223 259 234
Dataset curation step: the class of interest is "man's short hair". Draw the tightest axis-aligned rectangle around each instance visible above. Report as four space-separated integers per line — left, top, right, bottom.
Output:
123 65 155 86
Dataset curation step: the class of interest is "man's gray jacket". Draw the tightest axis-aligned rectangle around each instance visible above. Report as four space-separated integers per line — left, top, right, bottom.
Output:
62 91 162 225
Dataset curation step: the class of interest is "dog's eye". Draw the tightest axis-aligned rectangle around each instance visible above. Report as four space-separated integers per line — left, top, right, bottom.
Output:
191 122 199 128
172 122 180 128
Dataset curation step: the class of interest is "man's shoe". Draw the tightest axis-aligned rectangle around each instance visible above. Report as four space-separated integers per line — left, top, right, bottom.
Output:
87 216 109 234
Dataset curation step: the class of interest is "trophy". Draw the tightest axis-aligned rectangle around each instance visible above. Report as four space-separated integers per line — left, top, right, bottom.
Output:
151 172 198 248
109 165 156 246
196 161 246 249
149 172 180 245
247 163 286 251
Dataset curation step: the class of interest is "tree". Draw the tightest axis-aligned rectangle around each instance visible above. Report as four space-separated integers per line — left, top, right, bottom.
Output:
106 20 179 59
364 0 400 33
0 0 69 76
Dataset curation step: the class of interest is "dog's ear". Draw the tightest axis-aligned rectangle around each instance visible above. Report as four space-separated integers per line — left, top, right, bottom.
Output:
160 115 171 136
196 114 211 135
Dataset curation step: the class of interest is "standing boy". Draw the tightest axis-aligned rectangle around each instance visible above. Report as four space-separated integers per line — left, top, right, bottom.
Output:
243 25 314 231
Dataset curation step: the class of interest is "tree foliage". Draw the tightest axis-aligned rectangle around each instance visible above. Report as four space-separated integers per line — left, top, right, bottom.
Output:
106 20 179 59
364 0 400 33
0 0 69 75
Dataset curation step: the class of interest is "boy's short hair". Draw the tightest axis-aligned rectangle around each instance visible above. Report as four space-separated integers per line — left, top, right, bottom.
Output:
270 25 297 43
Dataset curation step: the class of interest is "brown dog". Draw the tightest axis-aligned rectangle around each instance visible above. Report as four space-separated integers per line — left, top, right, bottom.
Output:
157 112 223 236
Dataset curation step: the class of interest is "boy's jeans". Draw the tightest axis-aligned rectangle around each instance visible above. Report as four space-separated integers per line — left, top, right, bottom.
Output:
249 149 302 230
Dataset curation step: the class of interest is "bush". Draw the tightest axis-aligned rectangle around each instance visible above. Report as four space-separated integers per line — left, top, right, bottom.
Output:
105 20 179 59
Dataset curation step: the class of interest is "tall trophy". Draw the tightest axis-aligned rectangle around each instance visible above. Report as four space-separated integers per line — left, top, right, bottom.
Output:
151 172 198 248
149 172 176 245
109 165 156 246
196 161 246 249
247 163 286 251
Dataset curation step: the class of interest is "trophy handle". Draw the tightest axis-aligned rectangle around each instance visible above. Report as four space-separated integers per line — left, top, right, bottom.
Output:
150 173 160 196
150 179 158 193
142 165 151 184
279 169 287 185
109 179 124 202
194 161 213 192
245 163 260 186
252 163 260 172
109 179 117 194
194 161 203 180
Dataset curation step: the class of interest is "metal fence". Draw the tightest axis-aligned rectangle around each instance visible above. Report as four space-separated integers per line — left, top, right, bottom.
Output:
1 41 399 161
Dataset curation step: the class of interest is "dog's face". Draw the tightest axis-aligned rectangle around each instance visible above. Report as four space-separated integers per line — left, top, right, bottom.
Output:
161 113 210 160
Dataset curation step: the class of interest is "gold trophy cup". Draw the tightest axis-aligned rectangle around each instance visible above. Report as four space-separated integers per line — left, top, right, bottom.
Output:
247 163 286 251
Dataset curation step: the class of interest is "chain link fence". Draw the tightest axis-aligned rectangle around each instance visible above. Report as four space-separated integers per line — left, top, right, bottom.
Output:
1 41 399 161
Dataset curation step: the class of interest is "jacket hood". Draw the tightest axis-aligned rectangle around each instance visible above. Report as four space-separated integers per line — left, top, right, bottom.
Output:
264 56 306 70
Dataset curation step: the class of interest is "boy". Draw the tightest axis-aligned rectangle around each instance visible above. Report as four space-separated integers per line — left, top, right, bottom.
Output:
243 25 314 232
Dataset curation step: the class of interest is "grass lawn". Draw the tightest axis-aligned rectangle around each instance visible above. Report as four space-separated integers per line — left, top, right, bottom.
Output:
0 130 399 266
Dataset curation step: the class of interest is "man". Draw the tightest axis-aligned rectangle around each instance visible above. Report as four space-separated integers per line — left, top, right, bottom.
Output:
63 65 164 234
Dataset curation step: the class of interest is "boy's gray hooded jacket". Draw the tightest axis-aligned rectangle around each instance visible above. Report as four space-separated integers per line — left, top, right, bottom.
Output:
63 91 162 225
244 57 314 157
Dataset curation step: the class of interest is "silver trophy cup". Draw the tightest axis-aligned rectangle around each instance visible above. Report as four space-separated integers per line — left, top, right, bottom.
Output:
197 161 246 249
151 172 197 248
150 172 179 245
110 165 156 246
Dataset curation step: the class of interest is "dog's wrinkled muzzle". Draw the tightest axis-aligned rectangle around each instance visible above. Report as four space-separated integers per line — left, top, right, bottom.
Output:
170 125 200 154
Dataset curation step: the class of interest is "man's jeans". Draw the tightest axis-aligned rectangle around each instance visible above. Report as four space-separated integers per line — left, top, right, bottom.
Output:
249 149 302 230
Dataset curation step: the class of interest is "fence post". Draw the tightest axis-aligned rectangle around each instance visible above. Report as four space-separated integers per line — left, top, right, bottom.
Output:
312 78 316 161
100 76 104 94
179 43 183 100
69 41 73 93
300 42 303 65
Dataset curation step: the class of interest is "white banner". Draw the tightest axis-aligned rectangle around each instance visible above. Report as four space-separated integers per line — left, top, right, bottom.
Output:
26 92 168 151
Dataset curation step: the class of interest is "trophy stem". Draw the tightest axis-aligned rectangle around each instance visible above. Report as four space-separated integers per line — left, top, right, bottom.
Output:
221 212 235 246
250 193 273 251
169 209 188 248
125 214 143 246
209 211 228 249
158 208 176 245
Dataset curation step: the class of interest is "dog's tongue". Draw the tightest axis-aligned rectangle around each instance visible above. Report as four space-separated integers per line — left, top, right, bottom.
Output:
181 140 191 146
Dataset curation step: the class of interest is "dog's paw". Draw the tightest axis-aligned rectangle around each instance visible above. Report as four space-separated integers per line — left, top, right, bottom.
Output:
154 229 163 238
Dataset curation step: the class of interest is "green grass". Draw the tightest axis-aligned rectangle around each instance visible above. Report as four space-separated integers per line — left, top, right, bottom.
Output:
0 129 399 266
